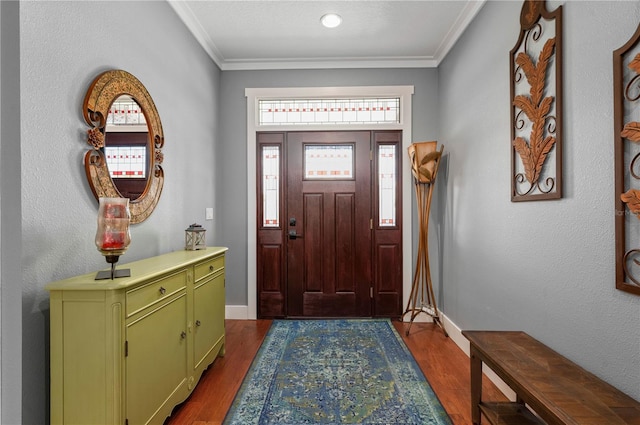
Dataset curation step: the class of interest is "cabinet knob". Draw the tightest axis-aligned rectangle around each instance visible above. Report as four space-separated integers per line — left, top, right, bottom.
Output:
195 320 201 327
180 331 186 339
209 265 214 272
159 286 166 295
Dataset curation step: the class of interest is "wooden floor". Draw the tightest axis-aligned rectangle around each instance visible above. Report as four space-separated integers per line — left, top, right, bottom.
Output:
165 319 507 425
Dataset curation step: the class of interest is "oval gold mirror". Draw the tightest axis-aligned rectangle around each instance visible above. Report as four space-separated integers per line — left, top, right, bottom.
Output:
83 70 164 224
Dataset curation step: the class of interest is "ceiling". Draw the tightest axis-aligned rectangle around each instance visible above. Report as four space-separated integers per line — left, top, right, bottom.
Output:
168 0 486 70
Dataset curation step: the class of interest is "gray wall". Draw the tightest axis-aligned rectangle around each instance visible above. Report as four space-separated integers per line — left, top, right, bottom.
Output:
439 0 640 399
1 2 22 424
218 68 439 305
17 2 220 423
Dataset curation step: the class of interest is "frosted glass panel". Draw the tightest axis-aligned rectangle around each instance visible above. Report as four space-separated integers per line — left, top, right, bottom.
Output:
305 145 353 179
105 146 146 179
259 98 400 125
262 146 280 227
379 145 396 226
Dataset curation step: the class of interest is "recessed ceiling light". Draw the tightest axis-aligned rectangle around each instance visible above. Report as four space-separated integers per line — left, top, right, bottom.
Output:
320 13 342 29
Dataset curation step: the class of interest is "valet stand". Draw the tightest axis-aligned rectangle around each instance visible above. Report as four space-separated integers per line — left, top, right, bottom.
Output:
402 141 447 337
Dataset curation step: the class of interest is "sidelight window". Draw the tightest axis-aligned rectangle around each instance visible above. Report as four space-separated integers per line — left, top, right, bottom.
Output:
262 146 280 227
378 144 396 226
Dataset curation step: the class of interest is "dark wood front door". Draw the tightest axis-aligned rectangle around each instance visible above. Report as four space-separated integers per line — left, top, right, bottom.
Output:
256 131 403 318
286 131 371 317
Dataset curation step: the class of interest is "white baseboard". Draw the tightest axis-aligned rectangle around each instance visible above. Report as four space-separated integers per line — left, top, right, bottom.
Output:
225 305 249 320
223 305 516 401
440 313 516 401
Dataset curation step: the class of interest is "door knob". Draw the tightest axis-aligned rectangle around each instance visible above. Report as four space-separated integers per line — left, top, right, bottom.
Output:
288 230 303 240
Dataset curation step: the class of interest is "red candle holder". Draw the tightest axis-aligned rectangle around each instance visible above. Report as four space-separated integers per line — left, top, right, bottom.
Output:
95 197 131 280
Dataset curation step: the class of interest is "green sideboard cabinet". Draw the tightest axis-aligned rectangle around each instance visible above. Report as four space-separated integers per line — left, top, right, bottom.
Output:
46 247 228 425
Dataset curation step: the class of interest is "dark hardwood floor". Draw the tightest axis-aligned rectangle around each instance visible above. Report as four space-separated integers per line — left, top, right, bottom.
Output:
165 319 507 425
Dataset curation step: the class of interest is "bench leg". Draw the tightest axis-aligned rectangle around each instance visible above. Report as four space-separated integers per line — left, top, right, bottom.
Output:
470 347 482 425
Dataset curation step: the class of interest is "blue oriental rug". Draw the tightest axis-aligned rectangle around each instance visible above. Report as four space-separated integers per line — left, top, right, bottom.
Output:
223 319 452 425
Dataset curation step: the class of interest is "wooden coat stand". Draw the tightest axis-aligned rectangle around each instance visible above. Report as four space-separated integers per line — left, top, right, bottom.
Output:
402 141 447 336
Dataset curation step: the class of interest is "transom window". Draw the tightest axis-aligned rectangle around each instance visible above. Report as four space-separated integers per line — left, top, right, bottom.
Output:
259 97 400 125
107 96 147 126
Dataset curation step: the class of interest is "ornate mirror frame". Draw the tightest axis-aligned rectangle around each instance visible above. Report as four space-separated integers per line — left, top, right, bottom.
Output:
83 70 164 224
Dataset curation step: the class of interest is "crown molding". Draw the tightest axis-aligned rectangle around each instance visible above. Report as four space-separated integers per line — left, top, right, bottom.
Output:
168 0 225 68
434 0 486 63
168 0 486 71
220 57 439 71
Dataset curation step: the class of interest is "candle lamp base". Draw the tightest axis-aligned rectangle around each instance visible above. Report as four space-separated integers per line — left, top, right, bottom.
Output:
95 255 131 280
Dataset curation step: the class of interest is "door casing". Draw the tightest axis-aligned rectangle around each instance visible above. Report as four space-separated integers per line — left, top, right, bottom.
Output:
245 85 415 320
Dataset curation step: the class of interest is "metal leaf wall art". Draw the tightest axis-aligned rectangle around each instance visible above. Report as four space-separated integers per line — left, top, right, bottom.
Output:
621 80 640 214
513 38 556 186
614 23 640 296
510 0 563 201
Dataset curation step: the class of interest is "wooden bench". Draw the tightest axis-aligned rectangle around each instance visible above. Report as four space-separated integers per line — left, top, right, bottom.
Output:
462 330 640 425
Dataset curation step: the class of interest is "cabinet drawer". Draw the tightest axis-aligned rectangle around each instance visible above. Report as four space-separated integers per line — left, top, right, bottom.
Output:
194 255 224 282
126 270 187 316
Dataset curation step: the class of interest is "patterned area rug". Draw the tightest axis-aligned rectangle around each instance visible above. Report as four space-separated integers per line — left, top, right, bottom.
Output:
223 319 452 425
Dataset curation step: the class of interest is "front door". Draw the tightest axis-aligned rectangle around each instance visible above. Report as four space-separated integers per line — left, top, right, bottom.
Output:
286 131 372 317
256 131 402 318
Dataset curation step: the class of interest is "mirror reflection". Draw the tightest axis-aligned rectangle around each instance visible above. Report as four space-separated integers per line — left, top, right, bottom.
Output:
104 95 149 200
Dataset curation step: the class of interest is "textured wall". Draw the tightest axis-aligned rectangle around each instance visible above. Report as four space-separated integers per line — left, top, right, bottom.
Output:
438 0 640 400
19 2 220 423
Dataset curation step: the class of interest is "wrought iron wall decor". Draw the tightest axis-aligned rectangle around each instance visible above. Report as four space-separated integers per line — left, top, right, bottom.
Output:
510 0 563 201
614 22 640 296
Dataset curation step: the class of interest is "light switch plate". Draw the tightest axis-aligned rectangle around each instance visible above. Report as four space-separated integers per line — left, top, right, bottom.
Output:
205 208 213 220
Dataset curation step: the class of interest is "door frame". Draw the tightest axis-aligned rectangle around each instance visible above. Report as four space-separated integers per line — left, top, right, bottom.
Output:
244 85 414 320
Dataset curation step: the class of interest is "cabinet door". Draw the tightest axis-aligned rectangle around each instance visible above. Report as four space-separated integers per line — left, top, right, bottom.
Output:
126 293 188 425
193 272 225 371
